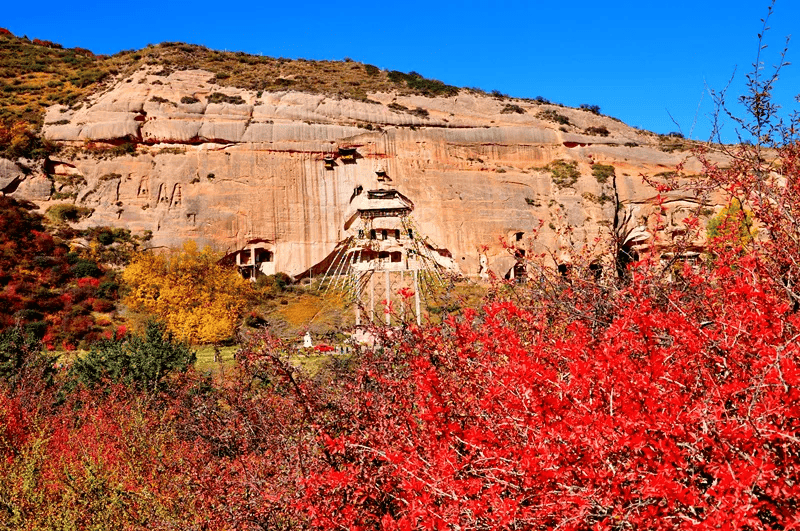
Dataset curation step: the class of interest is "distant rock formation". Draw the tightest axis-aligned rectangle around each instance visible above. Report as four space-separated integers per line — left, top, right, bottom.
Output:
5 66 727 279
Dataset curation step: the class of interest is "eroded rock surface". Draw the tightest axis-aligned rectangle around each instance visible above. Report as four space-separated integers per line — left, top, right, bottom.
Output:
9 67 726 278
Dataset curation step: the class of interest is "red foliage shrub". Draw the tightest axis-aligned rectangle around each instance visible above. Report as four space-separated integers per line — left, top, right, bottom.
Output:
77 277 100 289
295 260 800 529
1 20 799 527
91 299 115 313
0 197 119 346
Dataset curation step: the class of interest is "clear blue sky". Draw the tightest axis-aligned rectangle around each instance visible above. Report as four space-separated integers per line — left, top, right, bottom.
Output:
4 0 799 143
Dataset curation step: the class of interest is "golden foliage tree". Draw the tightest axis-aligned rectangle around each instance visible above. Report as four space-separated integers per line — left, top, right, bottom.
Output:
122 242 250 344
706 198 756 250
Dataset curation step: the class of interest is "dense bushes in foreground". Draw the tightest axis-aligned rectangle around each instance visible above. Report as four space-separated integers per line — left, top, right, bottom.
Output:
2 165 800 529
3 13 800 528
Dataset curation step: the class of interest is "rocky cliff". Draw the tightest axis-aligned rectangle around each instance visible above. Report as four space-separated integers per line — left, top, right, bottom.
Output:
4 64 725 279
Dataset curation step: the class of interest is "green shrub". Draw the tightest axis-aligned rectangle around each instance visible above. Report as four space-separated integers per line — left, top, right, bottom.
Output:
0 326 54 388
580 103 601 114
584 126 610 137
548 160 580 189
207 92 245 105
537 110 570 125
108 142 136 157
254 272 293 294
180 95 199 104
97 230 114 245
501 103 525 114
706 198 755 247
387 70 458 97
591 163 615 184
149 95 173 105
68 321 195 392
71 259 102 278
45 203 93 223
51 191 77 200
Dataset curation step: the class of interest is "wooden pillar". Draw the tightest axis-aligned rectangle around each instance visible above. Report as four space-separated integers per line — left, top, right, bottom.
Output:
370 273 375 324
414 269 421 326
385 270 391 325
355 272 361 326
400 270 405 322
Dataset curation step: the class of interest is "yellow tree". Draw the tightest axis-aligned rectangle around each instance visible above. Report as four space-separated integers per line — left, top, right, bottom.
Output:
122 242 251 344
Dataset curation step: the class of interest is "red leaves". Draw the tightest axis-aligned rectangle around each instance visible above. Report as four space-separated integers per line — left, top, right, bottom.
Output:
279 243 800 529
3 208 800 529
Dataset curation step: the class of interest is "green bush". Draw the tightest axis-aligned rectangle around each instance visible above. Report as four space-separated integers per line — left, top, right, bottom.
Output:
537 110 570 125
584 126 610 137
71 259 102 278
97 281 119 300
97 230 114 245
180 95 199 104
387 70 458 97
45 203 93 223
591 163 615 184
207 92 245 105
706 198 755 247
548 160 580 189
501 103 525 114
68 321 195 392
149 95 173 105
580 103 601 115
254 272 293 294
0 326 54 389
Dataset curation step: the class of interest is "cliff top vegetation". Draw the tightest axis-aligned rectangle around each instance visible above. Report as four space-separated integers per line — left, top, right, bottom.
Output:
0 29 473 133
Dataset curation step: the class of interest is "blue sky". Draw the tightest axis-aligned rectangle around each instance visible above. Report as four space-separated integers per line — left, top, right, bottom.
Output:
4 0 799 143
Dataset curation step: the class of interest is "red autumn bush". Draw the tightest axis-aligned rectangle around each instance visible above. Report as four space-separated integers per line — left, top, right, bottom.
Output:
283 250 800 530
1 12 799 529
2 194 799 531
0 197 123 347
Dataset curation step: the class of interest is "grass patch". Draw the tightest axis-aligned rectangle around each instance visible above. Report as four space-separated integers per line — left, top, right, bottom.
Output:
207 92 246 105
246 288 353 339
537 109 570 126
422 280 487 324
584 126 609 137
548 160 580 189
0 32 140 131
194 344 238 374
591 163 615 184
45 203 93 223
500 103 525 114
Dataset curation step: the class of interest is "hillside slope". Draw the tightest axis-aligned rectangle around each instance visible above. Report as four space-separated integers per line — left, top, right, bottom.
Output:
1 31 724 280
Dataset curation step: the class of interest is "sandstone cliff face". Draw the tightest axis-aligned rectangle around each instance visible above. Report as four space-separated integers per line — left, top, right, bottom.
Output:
6 67 725 278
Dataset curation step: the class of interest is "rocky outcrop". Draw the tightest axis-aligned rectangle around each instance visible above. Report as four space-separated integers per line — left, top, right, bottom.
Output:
0 158 25 194
9 66 726 278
